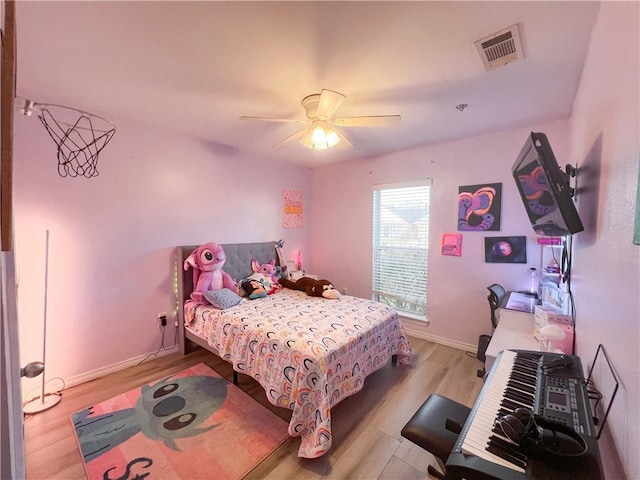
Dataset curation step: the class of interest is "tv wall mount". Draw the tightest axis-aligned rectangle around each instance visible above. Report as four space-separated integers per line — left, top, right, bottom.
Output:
564 163 578 198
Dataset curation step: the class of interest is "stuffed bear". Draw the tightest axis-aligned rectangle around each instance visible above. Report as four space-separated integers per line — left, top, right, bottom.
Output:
184 242 237 303
279 277 341 300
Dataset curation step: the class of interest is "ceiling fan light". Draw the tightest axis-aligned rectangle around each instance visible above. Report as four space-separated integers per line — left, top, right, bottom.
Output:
311 125 327 145
243 89 401 151
307 124 341 150
326 130 340 148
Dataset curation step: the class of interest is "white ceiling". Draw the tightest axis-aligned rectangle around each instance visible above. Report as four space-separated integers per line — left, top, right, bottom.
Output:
14 1 600 168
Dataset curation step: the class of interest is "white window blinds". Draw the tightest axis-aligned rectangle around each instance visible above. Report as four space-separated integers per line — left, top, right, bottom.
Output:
372 179 431 318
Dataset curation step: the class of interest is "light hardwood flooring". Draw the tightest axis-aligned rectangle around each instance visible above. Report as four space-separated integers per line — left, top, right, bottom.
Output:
23 337 485 479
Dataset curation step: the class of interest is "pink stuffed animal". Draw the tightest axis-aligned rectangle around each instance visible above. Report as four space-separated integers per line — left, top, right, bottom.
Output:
184 242 237 303
251 258 278 284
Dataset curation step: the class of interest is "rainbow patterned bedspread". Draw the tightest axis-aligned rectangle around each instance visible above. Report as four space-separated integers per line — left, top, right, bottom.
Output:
185 289 412 458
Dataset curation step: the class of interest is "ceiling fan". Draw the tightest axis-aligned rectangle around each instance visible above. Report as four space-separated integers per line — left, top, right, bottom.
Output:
239 89 401 151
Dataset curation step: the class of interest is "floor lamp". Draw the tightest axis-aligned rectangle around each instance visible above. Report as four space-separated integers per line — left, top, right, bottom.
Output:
23 230 61 414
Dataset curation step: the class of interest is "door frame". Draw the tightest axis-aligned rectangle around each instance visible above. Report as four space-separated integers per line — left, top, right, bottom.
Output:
1 1 25 478
1 250 24 480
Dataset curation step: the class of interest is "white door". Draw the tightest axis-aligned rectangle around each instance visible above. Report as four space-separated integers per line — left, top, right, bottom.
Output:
1 0 25 474
1 250 25 479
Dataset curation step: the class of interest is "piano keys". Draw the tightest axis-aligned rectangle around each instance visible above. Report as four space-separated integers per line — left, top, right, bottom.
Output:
446 349 604 480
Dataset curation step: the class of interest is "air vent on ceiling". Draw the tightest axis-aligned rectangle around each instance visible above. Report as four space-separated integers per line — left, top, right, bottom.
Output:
474 24 523 71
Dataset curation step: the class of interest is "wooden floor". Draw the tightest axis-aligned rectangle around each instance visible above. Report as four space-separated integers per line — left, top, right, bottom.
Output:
23 337 485 479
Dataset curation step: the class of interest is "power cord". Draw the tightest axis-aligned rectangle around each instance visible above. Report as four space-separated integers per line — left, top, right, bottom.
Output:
22 377 66 420
137 322 169 365
22 377 66 404
582 378 604 425
137 317 180 365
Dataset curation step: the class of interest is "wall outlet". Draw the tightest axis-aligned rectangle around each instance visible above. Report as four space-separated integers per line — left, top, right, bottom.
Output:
342 288 347 295
157 312 167 326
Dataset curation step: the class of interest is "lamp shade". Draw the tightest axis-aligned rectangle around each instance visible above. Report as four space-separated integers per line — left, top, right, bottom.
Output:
540 324 566 340
301 120 341 150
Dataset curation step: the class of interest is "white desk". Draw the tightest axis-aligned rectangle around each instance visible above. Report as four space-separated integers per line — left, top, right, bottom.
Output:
502 291 537 315
484 293 540 372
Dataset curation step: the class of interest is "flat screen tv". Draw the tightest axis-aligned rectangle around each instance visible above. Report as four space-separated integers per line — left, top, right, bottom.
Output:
512 132 584 236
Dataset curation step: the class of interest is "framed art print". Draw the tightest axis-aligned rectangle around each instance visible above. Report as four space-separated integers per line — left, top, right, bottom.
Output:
484 236 527 263
458 183 502 231
441 233 463 256
283 190 303 228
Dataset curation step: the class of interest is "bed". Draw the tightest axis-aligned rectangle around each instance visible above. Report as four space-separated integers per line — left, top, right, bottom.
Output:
176 241 412 458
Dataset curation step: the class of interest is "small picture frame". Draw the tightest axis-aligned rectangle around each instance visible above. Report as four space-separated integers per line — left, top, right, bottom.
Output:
441 233 463 256
484 236 527 263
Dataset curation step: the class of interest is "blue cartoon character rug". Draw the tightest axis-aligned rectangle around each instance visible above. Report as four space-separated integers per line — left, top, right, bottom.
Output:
71 363 289 480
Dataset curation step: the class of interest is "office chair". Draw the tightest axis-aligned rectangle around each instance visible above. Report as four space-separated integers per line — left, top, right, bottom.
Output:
475 284 507 378
487 283 506 331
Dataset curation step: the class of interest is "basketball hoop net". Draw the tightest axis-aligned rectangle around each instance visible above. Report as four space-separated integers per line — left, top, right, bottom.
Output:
17 99 117 178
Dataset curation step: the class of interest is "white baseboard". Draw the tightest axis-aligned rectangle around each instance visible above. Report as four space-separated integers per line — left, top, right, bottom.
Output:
400 316 477 353
62 345 180 389
62 321 476 390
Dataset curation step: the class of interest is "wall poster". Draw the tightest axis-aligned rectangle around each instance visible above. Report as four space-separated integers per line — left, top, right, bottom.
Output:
458 183 502 231
441 233 463 256
484 236 527 263
283 190 303 228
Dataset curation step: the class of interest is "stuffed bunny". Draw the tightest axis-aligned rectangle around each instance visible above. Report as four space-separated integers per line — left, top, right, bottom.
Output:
251 258 278 284
184 242 237 303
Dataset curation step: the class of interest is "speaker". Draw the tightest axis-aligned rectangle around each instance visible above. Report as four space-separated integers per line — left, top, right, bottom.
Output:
477 334 491 362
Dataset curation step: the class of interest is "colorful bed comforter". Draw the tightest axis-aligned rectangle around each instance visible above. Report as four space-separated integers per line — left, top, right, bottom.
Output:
184 289 412 458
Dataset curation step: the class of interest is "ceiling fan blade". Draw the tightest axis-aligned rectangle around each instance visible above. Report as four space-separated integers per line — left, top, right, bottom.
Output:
335 129 353 151
273 128 308 148
299 129 314 150
332 115 401 127
240 116 307 124
316 89 346 119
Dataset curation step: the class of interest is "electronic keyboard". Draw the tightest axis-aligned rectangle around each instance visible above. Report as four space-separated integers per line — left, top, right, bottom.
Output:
445 349 604 479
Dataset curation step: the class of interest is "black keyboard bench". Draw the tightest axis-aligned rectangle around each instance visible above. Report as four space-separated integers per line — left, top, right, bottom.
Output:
401 394 471 479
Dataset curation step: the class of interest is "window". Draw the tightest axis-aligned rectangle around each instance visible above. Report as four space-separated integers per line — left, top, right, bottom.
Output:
372 179 431 319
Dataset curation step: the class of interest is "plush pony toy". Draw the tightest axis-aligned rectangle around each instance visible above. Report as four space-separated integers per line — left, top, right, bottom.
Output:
279 277 341 300
184 242 237 303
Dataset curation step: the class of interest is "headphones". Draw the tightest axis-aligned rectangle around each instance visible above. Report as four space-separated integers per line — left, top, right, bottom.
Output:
542 354 573 373
495 408 587 457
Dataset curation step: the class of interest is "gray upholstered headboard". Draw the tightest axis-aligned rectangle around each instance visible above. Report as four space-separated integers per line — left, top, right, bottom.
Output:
219 242 280 281
176 241 279 302
175 241 280 353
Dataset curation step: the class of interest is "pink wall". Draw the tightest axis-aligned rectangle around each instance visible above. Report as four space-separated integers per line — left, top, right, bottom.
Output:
308 3 639 477
11 4 637 477
308 119 571 348
13 111 310 390
568 2 639 478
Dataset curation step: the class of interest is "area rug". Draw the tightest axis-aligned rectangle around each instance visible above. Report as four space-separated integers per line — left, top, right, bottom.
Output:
70 363 289 480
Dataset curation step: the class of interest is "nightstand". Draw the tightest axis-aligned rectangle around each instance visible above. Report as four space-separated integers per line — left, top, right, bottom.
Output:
289 270 318 280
